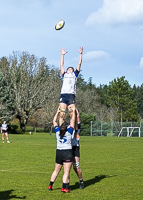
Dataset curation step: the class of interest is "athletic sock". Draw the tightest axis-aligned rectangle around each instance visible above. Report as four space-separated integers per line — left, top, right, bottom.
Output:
67 183 70 189
50 181 54 186
63 183 69 189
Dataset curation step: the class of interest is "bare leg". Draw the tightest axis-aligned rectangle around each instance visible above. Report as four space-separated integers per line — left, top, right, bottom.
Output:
48 163 63 191
5 132 9 141
59 103 67 126
2 133 4 141
68 104 77 130
73 156 83 180
63 162 72 183
73 156 84 189
76 107 81 137
50 163 62 182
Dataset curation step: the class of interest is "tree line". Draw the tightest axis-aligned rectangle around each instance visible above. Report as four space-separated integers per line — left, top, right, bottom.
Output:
0 51 142 133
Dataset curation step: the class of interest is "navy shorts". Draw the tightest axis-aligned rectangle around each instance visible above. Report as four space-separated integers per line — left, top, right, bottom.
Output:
59 94 76 106
2 130 7 134
56 149 73 165
72 146 80 157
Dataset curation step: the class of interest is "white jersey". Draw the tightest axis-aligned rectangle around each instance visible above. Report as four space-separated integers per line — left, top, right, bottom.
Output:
1 123 8 130
54 126 74 150
71 132 79 147
61 70 79 94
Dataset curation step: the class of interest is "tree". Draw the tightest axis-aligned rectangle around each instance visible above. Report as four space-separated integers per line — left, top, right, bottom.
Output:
76 87 100 114
28 109 50 132
107 76 139 122
76 73 87 90
79 111 95 135
136 84 143 118
1 52 61 132
0 72 14 121
96 84 109 106
86 77 96 90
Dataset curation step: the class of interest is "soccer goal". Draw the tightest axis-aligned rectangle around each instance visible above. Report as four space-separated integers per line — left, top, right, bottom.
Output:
118 127 141 137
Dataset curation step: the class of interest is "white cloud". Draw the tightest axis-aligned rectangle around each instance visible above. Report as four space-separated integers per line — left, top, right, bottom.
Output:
83 50 110 62
86 0 143 25
139 57 143 68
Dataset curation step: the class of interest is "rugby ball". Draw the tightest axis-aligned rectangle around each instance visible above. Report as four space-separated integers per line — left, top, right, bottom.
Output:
55 20 65 30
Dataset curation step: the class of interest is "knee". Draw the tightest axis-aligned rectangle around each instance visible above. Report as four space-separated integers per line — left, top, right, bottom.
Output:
68 108 73 114
54 168 61 175
73 162 80 169
59 108 66 118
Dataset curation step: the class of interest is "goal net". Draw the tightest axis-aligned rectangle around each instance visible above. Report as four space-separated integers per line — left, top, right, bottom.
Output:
118 127 141 137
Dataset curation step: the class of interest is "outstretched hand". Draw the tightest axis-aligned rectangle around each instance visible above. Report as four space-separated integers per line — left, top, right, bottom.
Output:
60 48 68 55
78 47 83 54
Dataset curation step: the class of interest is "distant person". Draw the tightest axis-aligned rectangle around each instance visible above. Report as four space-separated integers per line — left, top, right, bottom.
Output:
59 47 83 126
1 120 10 143
48 106 75 193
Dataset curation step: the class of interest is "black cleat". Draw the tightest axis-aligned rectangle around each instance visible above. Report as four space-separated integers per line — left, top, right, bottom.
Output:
79 181 84 189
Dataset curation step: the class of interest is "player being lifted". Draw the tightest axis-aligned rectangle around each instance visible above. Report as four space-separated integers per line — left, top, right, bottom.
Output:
58 47 84 189
59 47 83 126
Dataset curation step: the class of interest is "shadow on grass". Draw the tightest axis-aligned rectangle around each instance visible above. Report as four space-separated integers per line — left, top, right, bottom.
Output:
70 174 117 190
0 190 26 200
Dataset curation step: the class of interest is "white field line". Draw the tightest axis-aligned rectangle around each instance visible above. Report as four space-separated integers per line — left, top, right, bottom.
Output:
0 169 51 174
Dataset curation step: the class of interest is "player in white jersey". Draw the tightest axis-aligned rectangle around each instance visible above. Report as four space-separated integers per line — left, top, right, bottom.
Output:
48 107 75 193
59 47 83 126
1 120 10 143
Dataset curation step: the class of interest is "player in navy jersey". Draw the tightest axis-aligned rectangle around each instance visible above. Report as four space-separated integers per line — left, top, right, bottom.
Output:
1 120 10 143
71 108 84 189
59 47 83 126
48 107 75 193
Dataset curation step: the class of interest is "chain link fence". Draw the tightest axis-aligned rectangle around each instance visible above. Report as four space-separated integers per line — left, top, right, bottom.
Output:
82 121 143 137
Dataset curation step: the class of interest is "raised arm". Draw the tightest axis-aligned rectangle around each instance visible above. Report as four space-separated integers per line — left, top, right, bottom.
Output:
60 48 68 75
76 47 83 72
53 107 60 127
75 108 80 123
70 107 76 128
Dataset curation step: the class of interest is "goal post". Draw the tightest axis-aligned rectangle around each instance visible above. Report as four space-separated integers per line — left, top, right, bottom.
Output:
118 127 141 137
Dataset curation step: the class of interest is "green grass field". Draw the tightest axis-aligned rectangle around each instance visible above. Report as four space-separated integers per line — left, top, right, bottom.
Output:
0 133 143 200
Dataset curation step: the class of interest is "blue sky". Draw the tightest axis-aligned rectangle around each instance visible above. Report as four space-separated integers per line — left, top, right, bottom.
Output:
0 0 143 87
